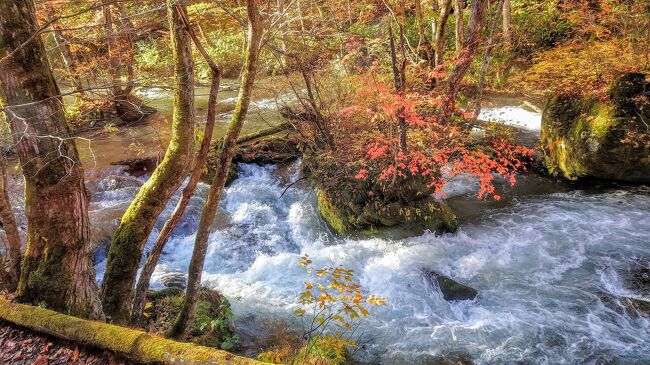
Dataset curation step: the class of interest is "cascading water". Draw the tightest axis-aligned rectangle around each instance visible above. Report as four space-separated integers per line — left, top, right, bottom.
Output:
86 157 650 364
4 96 648 364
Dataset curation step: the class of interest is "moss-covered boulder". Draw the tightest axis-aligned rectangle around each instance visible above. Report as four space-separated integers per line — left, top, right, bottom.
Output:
317 188 458 236
541 73 650 183
423 270 477 301
143 287 238 350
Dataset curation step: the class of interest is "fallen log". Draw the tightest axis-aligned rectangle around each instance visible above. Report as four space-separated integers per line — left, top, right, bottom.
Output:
0 297 264 364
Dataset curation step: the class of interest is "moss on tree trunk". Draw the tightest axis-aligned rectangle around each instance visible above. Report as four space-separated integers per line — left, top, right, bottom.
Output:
0 297 262 364
101 0 196 323
0 0 102 319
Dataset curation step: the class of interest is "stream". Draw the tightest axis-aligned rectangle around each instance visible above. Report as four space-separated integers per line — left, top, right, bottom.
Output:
5 89 650 364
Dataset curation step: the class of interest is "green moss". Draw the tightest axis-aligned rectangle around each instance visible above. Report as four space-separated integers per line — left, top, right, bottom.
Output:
317 189 349 234
541 75 650 183
0 297 262 364
316 189 458 237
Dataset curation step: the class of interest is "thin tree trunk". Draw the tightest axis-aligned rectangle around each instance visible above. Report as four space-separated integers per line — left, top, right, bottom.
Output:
101 0 196 324
0 0 102 319
102 0 144 125
415 0 433 64
0 156 21 290
388 22 407 154
441 0 490 123
52 30 85 103
475 0 506 117
168 0 262 339
503 0 512 49
454 0 465 52
435 0 454 66
130 5 222 324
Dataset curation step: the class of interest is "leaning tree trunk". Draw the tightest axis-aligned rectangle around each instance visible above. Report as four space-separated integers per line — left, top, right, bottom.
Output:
441 0 490 123
101 0 196 324
168 0 262 339
0 0 102 319
130 5 222 324
434 0 453 66
0 156 21 290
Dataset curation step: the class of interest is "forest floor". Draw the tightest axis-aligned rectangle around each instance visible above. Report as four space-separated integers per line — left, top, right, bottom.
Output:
0 320 134 365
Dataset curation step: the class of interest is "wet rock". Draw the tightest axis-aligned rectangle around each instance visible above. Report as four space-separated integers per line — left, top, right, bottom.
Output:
317 189 458 236
110 156 160 177
159 272 187 289
86 174 143 192
541 73 650 183
423 270 477 301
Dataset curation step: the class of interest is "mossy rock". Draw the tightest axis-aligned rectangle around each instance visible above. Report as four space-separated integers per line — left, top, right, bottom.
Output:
143 287 238 350
540 73 650 183
317 188 458 236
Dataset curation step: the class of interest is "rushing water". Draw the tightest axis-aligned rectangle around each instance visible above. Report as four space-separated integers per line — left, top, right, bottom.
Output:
4 94 650 364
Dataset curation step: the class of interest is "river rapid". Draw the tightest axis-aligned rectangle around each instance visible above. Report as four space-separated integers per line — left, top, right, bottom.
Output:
4 91 650 364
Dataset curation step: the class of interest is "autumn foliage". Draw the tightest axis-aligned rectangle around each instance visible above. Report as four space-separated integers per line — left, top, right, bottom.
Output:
310 66 534 204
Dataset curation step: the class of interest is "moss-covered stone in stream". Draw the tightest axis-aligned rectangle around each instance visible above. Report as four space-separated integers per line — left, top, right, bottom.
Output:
317 188 458 236
541 73 650 183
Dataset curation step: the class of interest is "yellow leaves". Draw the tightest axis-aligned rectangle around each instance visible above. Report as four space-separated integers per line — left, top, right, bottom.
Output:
304 281 313 290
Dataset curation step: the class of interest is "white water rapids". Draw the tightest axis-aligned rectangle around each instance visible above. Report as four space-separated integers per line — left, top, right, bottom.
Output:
4 98 649 364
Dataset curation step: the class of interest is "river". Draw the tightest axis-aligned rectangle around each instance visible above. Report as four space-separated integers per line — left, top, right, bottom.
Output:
5 88 650 364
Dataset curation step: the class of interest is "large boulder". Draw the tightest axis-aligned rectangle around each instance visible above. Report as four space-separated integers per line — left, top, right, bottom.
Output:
540 73 650 183
317 188 458 236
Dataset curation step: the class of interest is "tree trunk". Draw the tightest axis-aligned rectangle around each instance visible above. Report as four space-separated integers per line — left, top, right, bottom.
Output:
454 0 465 52
131 5 222 324
415 0 434 64
474 0 506 117
441 0 490 122
0 156 21 290
503 0 512 49
101 0 196 324
168 0 262 339
388 22 407 154
434 0 454 66
0 0 102 319
102 0 149 125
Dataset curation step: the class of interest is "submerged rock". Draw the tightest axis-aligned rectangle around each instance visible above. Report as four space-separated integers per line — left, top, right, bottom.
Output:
540 73 650 183
423 270 477 301
317 188 458 236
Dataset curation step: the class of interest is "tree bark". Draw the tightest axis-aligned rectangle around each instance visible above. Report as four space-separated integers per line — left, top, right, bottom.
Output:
130 5 222 324
388 22 407 154
102 0 147 125
453 0 465 52
434 0 454 66
0 156 21 290
0 0 102 319
503 0 512 49
441 0 490 123
415 0 434 64
168 0 262 339
101 0 196 324
475 0 506 117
